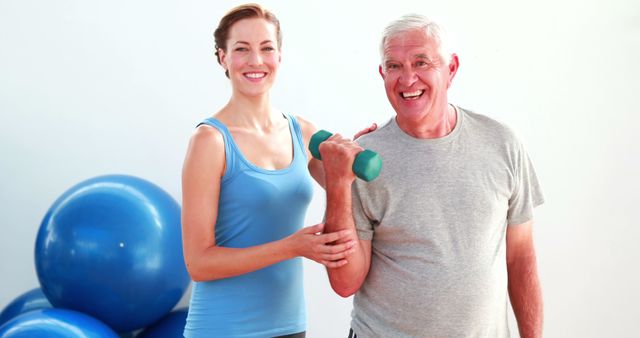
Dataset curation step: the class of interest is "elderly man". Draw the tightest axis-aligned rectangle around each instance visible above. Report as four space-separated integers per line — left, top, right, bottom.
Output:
319 14 544 338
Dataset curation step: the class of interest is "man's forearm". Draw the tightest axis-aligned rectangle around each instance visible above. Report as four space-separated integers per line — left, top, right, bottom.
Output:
325 180 355 233
508 254 543 338
324 180 368 297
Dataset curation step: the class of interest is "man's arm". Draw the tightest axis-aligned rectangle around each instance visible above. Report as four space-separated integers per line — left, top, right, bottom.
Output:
319 134 373 297
506 221 543 338
324 179 372 297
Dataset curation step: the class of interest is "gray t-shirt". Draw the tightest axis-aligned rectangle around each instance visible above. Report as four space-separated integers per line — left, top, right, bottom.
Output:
350 106 544 338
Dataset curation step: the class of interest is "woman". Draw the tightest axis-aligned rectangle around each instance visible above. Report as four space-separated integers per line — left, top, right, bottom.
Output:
181 4 374 337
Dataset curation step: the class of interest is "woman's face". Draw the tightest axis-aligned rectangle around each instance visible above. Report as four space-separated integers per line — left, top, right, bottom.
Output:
219 18 281 98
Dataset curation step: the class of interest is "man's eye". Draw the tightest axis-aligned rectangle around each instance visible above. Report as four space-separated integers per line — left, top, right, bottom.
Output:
235 47 248 52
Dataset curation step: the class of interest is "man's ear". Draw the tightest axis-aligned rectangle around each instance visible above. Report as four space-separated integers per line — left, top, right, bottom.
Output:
447 54 459 88
379 65 385 79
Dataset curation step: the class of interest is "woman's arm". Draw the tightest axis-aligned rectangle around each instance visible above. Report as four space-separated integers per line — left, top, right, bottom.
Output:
296 115 325 188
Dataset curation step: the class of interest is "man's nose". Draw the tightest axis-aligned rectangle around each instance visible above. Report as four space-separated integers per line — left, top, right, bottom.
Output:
399 67 418 86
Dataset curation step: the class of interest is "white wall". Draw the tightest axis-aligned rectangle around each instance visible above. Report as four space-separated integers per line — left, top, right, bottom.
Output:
1 0 639 336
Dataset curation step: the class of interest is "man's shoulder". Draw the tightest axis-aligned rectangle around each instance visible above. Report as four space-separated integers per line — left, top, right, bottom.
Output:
459 107 521 144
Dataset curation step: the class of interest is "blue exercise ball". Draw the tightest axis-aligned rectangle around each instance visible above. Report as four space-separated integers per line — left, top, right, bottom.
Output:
136 308 188 338
0 308 118 338
0 288 52 327
34 175 190 332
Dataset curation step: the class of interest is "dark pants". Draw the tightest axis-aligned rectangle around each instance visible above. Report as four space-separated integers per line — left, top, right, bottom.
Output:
275 332 305 338
348 328 357 338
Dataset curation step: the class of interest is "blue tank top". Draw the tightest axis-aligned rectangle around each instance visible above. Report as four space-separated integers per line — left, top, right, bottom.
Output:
184 114 314 338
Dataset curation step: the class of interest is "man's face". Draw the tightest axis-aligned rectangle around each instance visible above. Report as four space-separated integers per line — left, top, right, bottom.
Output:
380 29 457 123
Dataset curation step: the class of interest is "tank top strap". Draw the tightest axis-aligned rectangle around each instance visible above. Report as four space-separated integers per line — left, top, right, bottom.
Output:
197 118 237 180
285 114 308 162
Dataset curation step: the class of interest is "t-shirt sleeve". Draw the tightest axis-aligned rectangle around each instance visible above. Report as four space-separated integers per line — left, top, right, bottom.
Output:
507 141 544 225
352 183 374 240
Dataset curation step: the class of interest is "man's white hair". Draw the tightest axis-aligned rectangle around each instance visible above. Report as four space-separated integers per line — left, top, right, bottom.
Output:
380 14 450 67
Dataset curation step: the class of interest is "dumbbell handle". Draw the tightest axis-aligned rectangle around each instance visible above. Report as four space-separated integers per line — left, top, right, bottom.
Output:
308 130 382 182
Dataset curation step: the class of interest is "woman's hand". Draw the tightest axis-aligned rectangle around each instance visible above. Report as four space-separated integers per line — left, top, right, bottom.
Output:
287 223 357 268
353 123 377 140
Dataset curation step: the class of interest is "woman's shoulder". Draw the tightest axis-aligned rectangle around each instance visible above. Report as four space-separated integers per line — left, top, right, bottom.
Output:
293 115 318 139
188 122 225 156
183 123 226 178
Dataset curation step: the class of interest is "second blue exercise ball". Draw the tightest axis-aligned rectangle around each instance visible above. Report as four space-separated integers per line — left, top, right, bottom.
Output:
0 308 118 338
0 288 52 327
34 175 190 332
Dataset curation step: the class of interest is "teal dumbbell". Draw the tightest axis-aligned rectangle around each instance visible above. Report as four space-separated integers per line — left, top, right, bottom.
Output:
309 130 382 182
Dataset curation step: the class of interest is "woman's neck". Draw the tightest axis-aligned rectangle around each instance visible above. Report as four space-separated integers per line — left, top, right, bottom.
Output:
217 93 283 131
